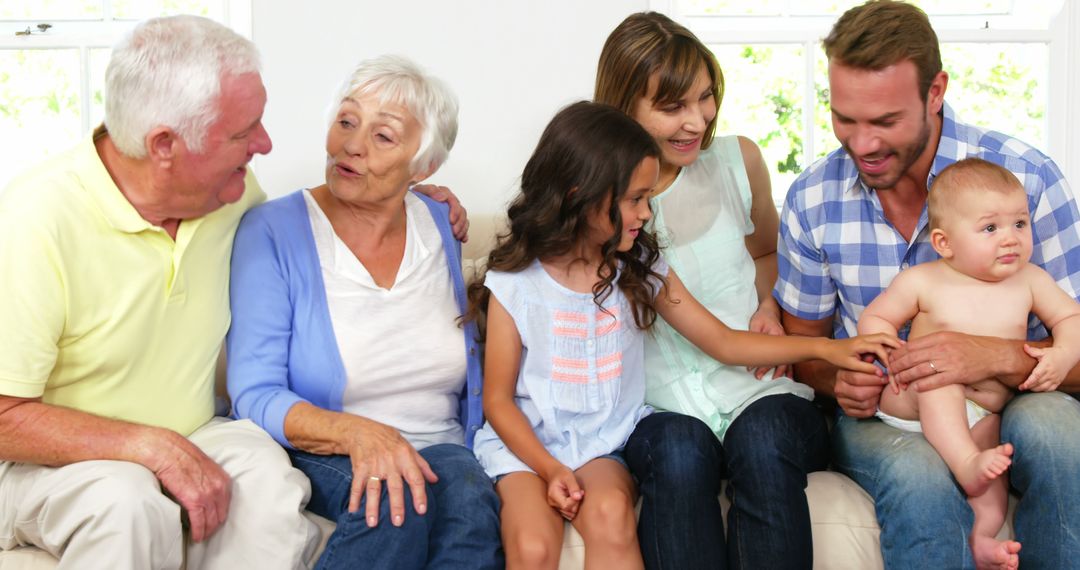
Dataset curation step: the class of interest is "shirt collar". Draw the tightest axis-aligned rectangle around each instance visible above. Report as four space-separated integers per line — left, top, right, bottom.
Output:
77 125 160 234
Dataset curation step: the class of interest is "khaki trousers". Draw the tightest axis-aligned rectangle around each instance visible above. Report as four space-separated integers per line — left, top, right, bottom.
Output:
0 418 319 569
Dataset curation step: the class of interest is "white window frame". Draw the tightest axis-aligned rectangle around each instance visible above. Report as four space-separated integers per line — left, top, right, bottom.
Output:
0 0 252 135
651 1 1080 185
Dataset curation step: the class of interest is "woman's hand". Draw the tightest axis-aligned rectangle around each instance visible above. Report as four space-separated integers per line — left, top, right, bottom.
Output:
544 464 585 521
344 417 438 528
748 303 789 380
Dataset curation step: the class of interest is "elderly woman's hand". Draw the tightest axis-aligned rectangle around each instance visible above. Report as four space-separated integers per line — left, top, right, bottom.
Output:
412 184 470 242
345 416 439 528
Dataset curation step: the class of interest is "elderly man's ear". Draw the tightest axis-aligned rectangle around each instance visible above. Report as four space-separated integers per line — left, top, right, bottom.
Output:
146 127 181 169
930 228 953 259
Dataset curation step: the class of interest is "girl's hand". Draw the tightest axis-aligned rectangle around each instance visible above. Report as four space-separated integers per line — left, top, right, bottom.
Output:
748 306 789 380
344 418 438 528
545 464 585 520
823 333 903 376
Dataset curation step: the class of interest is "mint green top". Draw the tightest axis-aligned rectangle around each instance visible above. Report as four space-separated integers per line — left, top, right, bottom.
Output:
644 136 813 442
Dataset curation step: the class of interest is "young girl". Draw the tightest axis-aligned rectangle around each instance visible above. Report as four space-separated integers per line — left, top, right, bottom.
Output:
594 12 830 568
468 101 899 569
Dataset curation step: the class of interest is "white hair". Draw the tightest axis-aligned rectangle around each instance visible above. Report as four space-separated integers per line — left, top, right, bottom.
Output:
328 55 459 176
104 15 260 158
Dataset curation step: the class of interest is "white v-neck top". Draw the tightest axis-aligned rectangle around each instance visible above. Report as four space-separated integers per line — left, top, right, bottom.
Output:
303 190 466 449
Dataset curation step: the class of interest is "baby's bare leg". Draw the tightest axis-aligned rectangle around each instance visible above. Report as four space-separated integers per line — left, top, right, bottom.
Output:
967 415 1021 570
917 384 1012 497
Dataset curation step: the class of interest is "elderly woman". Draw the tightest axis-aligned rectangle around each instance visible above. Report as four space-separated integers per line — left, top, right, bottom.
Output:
226 55 502 569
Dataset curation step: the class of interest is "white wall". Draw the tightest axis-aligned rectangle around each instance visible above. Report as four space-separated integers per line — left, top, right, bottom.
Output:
250 0 646 221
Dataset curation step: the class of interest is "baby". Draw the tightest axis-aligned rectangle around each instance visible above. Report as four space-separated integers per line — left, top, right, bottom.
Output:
858 157 1080 570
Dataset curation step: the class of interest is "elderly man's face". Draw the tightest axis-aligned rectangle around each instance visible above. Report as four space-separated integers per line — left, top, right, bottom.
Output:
170 72 271 217
324 92 425 204
829 60 939 191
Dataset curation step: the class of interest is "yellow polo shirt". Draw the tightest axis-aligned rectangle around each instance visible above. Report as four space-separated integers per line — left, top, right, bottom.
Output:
0 129 265 436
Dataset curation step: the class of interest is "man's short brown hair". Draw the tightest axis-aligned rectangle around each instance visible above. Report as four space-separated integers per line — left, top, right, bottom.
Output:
823 1 942 102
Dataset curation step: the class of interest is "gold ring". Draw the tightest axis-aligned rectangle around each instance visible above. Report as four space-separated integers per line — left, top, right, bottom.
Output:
368 476 381 483
928 361 938 373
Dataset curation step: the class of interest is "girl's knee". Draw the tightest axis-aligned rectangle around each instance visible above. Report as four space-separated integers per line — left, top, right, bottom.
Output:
504 526 563 569
578 490 638 548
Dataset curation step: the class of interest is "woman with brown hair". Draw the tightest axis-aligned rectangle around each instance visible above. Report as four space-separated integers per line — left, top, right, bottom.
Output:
596 12 828 570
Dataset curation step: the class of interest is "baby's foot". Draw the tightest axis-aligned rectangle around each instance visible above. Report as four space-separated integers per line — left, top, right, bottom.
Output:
958 443 1013 497
971 534 1021 570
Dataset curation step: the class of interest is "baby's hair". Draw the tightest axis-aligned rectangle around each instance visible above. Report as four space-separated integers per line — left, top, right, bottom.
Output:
594 11 724 151
929 157 1025 229
466 101 665 337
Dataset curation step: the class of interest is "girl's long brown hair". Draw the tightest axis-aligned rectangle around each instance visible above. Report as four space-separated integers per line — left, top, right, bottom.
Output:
466 101 666 340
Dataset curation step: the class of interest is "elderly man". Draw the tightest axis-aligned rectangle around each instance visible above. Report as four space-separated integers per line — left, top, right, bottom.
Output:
0 15 320 569
774 1 1080 568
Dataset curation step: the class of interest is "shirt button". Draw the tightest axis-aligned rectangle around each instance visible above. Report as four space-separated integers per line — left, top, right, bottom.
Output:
901 263 909 270
472 388 481 396
471 425 479 431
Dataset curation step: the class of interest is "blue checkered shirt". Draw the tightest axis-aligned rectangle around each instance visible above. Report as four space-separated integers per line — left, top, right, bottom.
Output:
774 102 1080 341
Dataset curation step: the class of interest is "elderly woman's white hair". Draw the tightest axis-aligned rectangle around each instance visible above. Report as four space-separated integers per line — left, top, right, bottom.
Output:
105 15 260 158
329 55 459 176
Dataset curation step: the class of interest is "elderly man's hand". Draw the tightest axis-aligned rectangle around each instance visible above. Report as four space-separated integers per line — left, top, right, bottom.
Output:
344 417 438 529
412 184 470 242
888 331 1010 392
139 428 232 542
835 354 888 418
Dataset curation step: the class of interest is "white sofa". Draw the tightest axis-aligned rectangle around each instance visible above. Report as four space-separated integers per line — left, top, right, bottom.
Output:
0 214 1016 569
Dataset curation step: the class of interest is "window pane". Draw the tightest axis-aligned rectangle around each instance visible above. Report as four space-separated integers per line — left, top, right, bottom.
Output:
710 44 806 203
793 0 1012 15
111 0 216 20
680 0 784 16
0 0 102 20
941 43 1047 151
0 49 82 189
88 47 110 128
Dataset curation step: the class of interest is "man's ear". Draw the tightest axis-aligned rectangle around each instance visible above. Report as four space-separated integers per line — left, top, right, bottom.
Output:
930 227 952 258
145 127 179 169
926 70 948 115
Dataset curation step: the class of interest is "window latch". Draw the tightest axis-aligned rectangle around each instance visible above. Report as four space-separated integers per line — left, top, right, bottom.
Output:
15 23 53 36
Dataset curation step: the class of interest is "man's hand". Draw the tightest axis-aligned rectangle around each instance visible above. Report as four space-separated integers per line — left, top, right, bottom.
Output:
138 428 231 542
412 184 470 242
888 331 1020 392
835 354 888 418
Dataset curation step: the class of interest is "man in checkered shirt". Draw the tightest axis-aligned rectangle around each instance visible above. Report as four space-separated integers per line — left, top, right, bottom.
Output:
774 2 1080 568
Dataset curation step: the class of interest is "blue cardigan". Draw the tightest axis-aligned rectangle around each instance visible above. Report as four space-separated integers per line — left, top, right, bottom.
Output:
226 190 484 448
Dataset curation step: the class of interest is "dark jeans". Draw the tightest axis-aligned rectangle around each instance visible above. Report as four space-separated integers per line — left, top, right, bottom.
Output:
625 394 829 570
288 443 503 570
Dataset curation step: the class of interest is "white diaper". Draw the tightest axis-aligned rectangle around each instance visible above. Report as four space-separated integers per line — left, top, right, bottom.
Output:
875 399 992 433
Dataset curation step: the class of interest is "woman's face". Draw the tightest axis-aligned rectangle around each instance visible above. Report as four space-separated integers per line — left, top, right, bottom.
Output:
324 92 425 204
630 64 717 174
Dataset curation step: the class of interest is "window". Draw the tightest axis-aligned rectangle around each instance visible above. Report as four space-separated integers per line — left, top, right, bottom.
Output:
653 0 1074 204
0 0 250 188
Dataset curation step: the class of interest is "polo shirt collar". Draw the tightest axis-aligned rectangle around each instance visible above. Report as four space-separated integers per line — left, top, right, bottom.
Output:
77 125 161 234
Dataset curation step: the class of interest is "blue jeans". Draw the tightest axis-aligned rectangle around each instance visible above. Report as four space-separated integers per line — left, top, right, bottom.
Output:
288 443 503 570
834 391 1080 569
625 394 830 570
